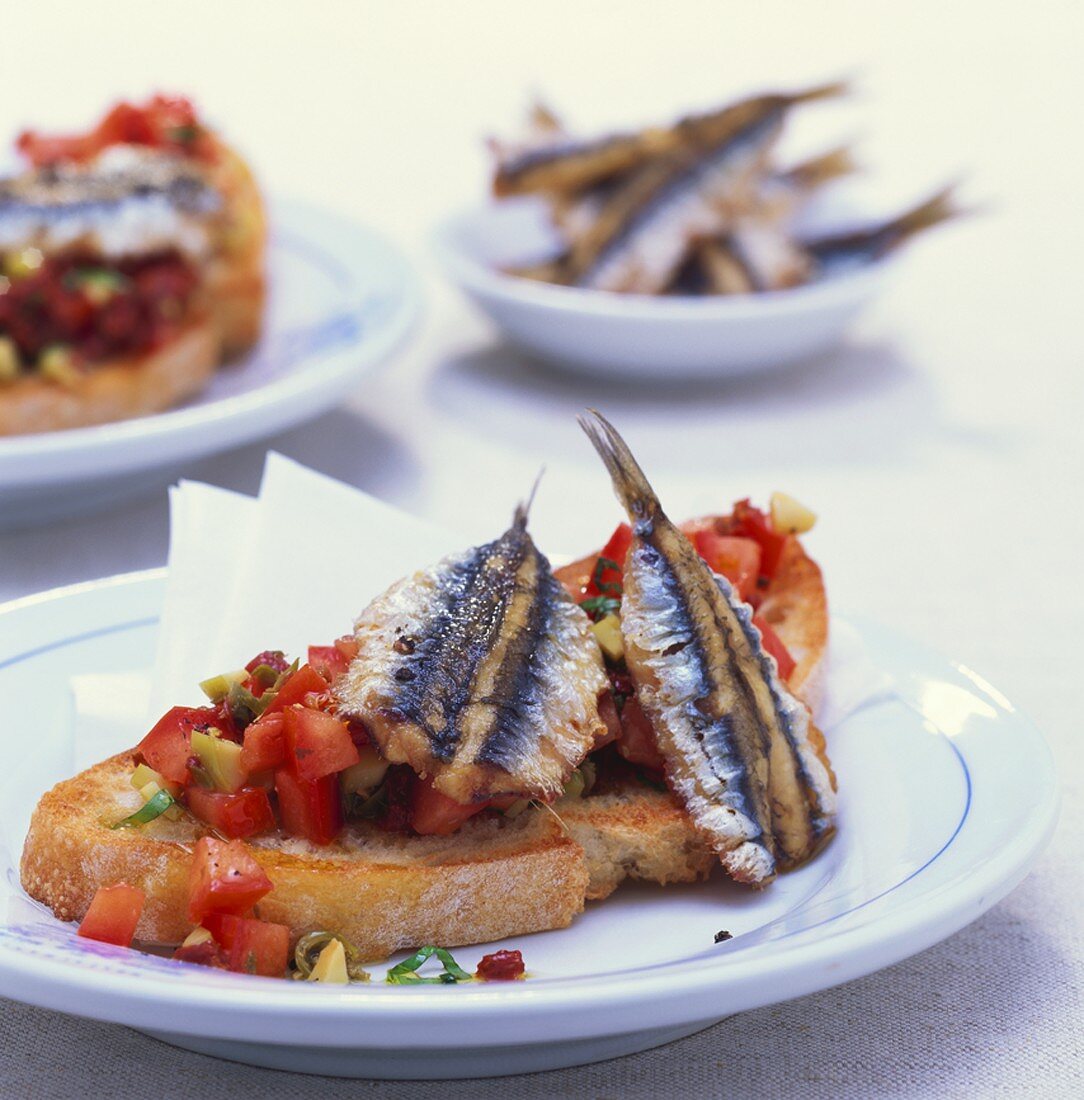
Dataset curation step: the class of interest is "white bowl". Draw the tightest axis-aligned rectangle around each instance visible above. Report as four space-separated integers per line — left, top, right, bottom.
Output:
433 198 893 379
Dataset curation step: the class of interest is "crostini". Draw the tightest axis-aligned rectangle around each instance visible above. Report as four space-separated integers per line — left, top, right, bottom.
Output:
0 94 265 435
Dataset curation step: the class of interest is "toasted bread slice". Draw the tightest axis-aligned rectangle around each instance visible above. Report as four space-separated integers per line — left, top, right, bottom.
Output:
0 316 218 435
20 522 827 954
21 753 587 957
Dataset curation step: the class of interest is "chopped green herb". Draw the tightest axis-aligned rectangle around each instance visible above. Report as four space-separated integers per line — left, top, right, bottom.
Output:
111 788 176 829
168 124 200 145
386 946 473 985
579 595 621 620
591 556 624 596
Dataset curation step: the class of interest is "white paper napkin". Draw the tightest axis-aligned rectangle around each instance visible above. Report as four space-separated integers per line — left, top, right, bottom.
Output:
72 453 895 763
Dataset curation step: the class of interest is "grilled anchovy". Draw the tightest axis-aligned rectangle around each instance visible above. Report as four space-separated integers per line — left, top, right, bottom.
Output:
579 411 836 884
0 147 220 259
336 504 608 804
556 85 844 295
492 82 846 201
803 186 960 276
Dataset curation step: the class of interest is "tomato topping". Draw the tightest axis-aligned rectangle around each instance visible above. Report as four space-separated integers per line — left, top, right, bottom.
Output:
261 664 328 715
240 712 286 773
186 837 273 924
172 939 228 969
681 528 762 603
616 696 666 773
17 94 214 167
732 500 791 580
186 786 275 840
476 949 526 981
274 768 343 845
77 883 145 947
596 691 622 748
284 707 359 781
307 645 351 685
334 635 360 661
245 650 290 675
585 523 632 597
753 615 797 681
411 776 486 836
218 915 290 977
137 705 219 785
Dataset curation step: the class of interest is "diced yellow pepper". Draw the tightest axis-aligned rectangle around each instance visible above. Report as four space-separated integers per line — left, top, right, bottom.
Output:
4 247 44 279
38 346 80 388
309 939 349 983
340 746 389 795
769 492 817 535
0 336 21 383
591 613 625 663
199 669 249 702
191 728 246 793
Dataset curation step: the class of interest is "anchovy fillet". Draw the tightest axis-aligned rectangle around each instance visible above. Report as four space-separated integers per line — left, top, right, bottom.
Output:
336 505 608 803
579 411 836 884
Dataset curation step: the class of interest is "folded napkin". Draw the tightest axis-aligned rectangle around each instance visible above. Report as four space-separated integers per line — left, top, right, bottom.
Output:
71 453 894 764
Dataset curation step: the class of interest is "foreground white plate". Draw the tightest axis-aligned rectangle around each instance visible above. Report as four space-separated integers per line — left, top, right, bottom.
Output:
433 198 892 379
0 200 420 528
0 573 1057 1079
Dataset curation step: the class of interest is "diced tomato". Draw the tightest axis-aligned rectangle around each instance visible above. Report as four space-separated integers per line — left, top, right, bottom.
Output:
476 949 526 981
307 645 351 685
137 705 219 785
17 94 213 168
222 916 290 977
732 500 791 580
240 712 287 773
596 691 622 748
616 696 666 773
685 528 762 603
274 768 343 845
186 837 273 924
172 939 228 969
585 523 633 597
753 615 797 681
261 664 328 715
77 883 145 947
411 776 486 836
283 707 359 781
334 635 359 661
186 786 275 840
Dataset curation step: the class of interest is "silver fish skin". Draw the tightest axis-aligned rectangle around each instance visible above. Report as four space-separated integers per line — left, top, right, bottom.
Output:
336 505 608 804
579 411 837 885
0 145 220 260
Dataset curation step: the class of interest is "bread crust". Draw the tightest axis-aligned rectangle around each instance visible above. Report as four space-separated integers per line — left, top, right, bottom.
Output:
0 317 218 435
0 138 265 436
22 754 587 956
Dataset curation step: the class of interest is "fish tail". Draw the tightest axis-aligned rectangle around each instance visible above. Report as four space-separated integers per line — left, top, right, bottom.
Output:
785 145 856 188
578 410 662 522
881 185 962 244
787 79 850 107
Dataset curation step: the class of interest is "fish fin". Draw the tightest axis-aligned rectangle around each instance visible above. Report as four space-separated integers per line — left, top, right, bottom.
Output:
787 79 851 107
578 410 662 522
513 468 546 529
881 184 963 244
783 145 857 188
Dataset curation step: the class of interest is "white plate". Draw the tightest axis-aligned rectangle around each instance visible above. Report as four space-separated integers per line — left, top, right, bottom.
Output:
433 198 893 379
0 200 421 528
0 572 1058 1080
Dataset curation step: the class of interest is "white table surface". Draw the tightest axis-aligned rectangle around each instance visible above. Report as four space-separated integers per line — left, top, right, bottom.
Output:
1 2 1081 1096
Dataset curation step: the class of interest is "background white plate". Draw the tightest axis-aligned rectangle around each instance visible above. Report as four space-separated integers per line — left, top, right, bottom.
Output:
0 200 421 528
0 573 1058 1079
433 197 893 380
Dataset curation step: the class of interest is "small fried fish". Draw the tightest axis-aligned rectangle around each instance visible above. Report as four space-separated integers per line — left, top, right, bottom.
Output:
579 411 836 884
804 186 961 276
336 503 608 805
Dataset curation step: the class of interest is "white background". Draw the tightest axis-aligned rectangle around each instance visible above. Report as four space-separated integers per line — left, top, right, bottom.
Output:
1 2 1081 1095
